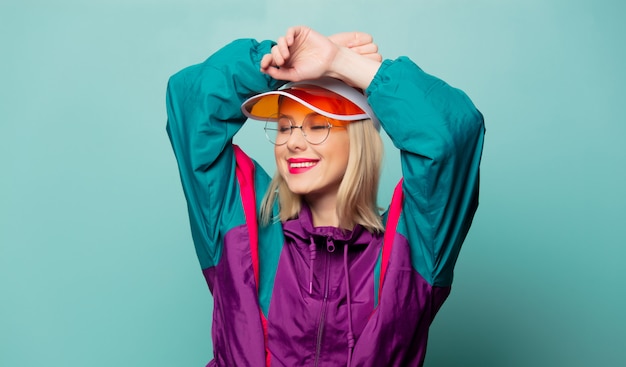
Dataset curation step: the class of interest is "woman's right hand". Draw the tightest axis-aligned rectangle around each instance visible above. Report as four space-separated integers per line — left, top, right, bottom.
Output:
260 26 382 88
260 26 339 82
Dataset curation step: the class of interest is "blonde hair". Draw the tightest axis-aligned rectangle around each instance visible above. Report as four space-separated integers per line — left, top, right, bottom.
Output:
259 119 384 233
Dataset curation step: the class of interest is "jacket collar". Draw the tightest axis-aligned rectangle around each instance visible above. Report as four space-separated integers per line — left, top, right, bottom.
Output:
282 203 374 246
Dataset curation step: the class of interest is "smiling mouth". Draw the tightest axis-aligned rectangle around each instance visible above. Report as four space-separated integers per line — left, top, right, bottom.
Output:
287 159 318 174
289 161 317 168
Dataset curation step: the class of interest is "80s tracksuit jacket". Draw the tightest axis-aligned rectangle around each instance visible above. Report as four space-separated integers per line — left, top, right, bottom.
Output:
166 39 485 367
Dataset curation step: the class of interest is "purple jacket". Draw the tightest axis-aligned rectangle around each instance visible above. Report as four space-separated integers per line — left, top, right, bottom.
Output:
166 39 485 366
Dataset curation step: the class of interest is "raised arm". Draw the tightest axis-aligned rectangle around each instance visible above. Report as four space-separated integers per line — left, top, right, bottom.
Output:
166 39 281 269
368 58 485 287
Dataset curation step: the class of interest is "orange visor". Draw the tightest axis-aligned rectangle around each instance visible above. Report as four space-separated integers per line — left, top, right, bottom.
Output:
241 77 380 130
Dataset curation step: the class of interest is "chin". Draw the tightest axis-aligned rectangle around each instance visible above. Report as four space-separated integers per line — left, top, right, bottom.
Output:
285 183 313 196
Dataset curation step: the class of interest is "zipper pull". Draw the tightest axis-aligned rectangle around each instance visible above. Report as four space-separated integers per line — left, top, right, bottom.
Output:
326 236 335 253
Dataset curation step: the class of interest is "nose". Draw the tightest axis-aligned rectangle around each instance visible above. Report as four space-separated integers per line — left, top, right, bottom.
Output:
286 126 308 151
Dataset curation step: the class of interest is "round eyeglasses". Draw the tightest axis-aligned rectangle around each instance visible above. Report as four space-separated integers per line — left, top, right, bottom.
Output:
264 114 345 146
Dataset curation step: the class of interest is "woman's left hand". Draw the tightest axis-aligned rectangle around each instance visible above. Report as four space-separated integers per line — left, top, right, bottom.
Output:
328 31 382 62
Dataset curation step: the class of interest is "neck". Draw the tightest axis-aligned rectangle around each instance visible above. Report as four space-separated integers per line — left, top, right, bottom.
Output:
305 191 340 228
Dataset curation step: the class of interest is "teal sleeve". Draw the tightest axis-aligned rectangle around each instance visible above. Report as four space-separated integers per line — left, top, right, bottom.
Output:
367 57 485 287
165 39 283 269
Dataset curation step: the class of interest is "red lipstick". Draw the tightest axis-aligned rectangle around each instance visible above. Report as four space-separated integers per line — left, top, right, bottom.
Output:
287 158 319 174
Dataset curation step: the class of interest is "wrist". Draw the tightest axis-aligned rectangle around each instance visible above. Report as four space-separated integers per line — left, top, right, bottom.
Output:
328 47 381 90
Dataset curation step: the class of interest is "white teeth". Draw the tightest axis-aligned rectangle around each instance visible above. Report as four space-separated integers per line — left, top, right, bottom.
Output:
290 161 317 168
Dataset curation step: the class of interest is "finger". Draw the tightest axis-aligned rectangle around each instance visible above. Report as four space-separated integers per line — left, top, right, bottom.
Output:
352 32 374 47
363 53 383 62
270 44 286 67
329 31 373 48
328 32 351 47
348 43 379 55
285 26 297 45
260 54 275 70
262 64 301 82
348 32 373 48
275 37 291 63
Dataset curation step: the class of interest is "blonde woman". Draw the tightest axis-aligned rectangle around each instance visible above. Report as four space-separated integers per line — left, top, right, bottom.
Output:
166 26 485 367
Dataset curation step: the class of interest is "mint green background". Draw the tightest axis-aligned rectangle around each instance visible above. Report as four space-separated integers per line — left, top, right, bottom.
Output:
1 1 624 366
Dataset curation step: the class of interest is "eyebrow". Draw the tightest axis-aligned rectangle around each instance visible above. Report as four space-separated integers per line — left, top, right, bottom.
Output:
277 112 323 120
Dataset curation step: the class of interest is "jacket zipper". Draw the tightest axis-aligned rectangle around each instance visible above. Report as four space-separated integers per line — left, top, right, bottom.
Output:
313 250 331 367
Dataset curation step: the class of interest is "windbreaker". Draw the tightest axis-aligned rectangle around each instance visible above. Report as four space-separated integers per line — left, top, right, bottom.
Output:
166 38 485 367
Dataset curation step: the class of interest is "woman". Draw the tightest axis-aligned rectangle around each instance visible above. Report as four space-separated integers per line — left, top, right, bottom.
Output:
166 26 484 367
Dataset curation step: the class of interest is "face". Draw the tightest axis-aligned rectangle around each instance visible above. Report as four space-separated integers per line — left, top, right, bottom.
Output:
274 98 350 202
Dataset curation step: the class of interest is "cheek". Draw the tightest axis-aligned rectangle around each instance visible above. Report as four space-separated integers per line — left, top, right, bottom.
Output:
338 137 350 168
323 137 350 175
339 149 350 172
274 144 284 161
274 146 286 173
